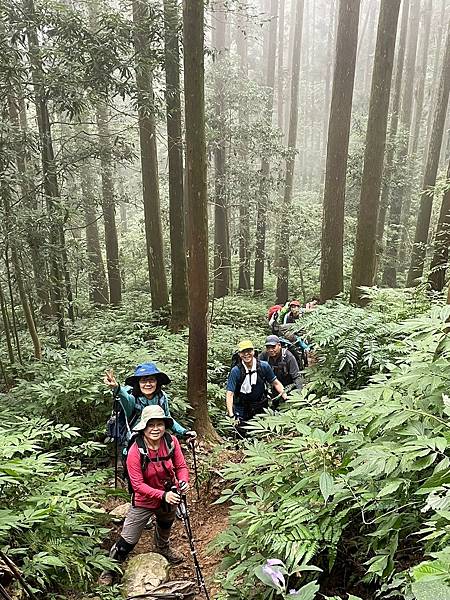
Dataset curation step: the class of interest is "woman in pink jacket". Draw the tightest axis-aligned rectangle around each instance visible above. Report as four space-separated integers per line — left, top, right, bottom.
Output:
101 405 189 584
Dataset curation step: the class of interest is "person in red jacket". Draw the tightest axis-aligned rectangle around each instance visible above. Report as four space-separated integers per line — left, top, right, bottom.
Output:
100 405 189 584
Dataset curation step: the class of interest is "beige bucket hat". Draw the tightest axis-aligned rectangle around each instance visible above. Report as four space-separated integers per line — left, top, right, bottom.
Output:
133 405 174 431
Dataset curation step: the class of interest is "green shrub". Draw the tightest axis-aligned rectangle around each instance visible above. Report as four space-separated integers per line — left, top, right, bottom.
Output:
213 303 450 599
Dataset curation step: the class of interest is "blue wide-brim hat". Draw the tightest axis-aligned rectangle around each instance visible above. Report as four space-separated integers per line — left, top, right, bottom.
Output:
125 362 171 387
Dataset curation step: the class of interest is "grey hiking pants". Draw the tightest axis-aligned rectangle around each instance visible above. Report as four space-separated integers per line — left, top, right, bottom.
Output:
121 504 176 545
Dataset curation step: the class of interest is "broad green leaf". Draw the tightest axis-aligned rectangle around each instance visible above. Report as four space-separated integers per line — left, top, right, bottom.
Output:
411 580 450 600
319 472 334 503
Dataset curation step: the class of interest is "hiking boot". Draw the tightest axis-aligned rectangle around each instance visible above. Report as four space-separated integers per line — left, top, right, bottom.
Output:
154 522 184 564
98 570 115 586
157 545 184 565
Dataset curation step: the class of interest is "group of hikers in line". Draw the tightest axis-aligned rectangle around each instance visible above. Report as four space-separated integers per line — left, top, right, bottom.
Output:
100 298 315 584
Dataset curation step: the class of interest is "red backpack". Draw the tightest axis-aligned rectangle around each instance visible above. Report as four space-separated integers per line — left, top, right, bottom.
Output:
267 304 282 320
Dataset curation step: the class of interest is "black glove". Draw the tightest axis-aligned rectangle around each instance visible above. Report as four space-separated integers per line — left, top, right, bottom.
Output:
185 430 197 441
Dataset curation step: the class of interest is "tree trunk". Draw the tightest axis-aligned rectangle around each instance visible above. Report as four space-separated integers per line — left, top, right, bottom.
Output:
424 0 447 160
24 0 67 347
376 0 410 248
80 160 109 305
212 0 231 299
350 0 401 305
321 0 336 184
183 0 217 441
407 21 450 285
132 0 169 311
320 0 360 302
237 4 251 291
428 157 450 291
96 104 122 305
163 0 189 330
277 0 286 131
253 0 278 293
410 0 433 157
7 94 51 314
275 0 304 304
382 0 420 287
0 282 15 364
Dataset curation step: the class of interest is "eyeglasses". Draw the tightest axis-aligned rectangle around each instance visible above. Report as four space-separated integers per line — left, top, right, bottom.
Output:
266 345 277 349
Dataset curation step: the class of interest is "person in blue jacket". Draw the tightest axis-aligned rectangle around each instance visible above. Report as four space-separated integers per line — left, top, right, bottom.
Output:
104 362 196 441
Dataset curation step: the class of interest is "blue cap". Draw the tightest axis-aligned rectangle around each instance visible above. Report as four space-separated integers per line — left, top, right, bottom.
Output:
125 362 171 387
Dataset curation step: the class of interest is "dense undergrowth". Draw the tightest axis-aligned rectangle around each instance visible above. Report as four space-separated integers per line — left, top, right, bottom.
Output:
1 288 449 599
213 290 450 600
0 291 269 597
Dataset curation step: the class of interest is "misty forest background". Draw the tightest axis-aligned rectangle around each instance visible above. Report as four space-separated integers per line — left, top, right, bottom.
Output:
1 0 450 599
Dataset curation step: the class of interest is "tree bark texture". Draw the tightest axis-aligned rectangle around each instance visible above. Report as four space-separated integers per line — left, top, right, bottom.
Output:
80 160 109 305
277 0 286 131
376 0 410 247
96 104 122 305
319 0 360 302
183 0 217 440
237 4 251 291
8 94 51 314
276 0 304 304
407 21 450 285
350 0 401 304
163 0 189 330
212 0 231 299
133 0 169 311
254 0 278 293
410 0 433 157
428 157 450 291
25 0 67 347
382 0 420 287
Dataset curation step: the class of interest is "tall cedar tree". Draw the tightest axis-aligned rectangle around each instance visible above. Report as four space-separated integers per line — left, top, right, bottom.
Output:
253 0 278 293
8 93 51 314
376 0 410 246
183 0 217 440
24 0 67 346
382 0 420 287
410 0 433 157
96 104 122 305
212 0 231 299
133 0 169 311
407 21 450 285
275 0 304 304
1 107 41 359
350 0 401 304
428 157 450 291
237 4 251 291
163 0 189 330
79 157 109 305
319 0 360 301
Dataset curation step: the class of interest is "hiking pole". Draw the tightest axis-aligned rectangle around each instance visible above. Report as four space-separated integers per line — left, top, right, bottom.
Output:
189 439 200 500
173 489 210 600
112 384 120 490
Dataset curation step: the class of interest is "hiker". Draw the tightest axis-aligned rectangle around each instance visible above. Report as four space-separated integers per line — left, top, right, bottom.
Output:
226 340 288 431
282 300 301 324
100 405 189 584
104 362 196 443
259 335 303 399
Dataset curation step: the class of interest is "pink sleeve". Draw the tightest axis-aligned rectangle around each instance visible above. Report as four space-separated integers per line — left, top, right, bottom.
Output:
173 437 190 483
127 443 164 501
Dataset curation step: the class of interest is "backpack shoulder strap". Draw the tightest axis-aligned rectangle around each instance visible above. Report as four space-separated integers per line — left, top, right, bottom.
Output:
147 432 175 463
134 434 149 471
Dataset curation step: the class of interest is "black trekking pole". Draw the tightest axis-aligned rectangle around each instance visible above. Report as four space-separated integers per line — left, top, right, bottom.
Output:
112 384 120 490
189 439 200 500
173 489 210 600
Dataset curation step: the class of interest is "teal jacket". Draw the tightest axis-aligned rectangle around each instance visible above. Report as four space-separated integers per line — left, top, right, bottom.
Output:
116 386 187 437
